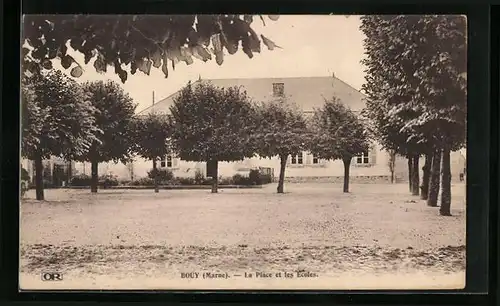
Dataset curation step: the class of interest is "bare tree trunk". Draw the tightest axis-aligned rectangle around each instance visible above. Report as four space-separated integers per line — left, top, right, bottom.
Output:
90 160 98 193
277 154 287 194
407 155 413 192
427 149 441 207
211 160 218 194
440 147 452 216
421 153 432 200
411 155 420 196
342 157 351 193
153 157 159 193
34 153 44 200
388 150 396 184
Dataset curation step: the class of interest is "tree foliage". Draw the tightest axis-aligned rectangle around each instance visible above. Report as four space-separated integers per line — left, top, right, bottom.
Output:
253 98 308 193
308 97 369 161
360 15 466 153
253 98 308 159
360 15 466 212
132 113 172 160
21 70 101 160
169 81 256 163
74 80 137 164
22 15 281 83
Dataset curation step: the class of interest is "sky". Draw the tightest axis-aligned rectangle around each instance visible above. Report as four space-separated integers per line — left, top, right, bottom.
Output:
50 15 367 113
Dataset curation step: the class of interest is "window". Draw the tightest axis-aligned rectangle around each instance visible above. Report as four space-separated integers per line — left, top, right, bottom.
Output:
273 83 284 97
356 149 369 164
160 155 174 168
291 153 303 164
312 154 319 164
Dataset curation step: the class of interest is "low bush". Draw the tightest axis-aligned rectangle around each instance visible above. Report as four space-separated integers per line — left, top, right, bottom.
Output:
219 177 233 185
21 168 30 182
176 177 195 185
249 169 262 185
70 174 91 186
70 174 119 188
118 179 131 186
232 174 252 185
99 174 119 188
130 177 155 186
147 168 174 183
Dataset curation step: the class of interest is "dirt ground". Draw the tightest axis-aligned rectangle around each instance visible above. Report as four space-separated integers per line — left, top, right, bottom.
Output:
19 183 466 290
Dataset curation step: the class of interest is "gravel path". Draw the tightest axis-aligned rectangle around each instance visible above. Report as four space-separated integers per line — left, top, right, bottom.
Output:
20 183 466 290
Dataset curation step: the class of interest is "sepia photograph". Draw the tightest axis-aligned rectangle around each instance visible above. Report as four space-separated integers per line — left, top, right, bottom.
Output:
19 14 467 290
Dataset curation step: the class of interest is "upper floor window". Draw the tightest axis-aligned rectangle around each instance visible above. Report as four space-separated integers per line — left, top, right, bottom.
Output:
356 149 369 164
291 153 303 164
273 83 284 97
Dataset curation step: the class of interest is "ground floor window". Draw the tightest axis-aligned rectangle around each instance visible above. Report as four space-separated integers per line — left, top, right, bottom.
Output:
160 155 173 168
312 154 319 164
291 153 303 164
356 149 369 164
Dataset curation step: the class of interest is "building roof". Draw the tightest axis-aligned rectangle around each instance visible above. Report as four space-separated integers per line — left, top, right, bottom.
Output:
137 75 366 116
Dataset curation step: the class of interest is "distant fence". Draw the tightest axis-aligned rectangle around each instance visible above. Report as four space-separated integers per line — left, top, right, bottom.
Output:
285 175 393 184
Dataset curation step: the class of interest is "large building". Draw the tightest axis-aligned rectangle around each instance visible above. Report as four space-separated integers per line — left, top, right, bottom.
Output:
22 75 465 185
71 75 465 184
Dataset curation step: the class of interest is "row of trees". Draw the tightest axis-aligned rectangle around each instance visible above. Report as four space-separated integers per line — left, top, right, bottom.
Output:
22 73 369 199
360 15 467 216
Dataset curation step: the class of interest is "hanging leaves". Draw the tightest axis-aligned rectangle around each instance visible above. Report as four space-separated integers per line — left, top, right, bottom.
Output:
70 66 83 77
21 15 281 81
93 53 107 73
261 35 281 50
41 59 53 70
60 54 75 69
136 58 152 75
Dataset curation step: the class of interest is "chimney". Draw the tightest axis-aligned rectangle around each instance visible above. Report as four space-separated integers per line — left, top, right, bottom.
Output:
332 72 335 78
152 91 155 105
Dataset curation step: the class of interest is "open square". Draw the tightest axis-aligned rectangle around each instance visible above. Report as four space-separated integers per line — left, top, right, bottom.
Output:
20 183 466 289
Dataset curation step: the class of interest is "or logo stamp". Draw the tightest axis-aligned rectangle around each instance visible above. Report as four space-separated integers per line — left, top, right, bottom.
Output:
41 272 63 281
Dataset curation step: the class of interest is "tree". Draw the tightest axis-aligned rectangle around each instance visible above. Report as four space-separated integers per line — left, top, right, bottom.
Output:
21 71 100 200
132 113 172 193
253 98 308 194
74 80 137 193
169 81 256 193
308 98 369 193
21 15 281 82
360 15 466 212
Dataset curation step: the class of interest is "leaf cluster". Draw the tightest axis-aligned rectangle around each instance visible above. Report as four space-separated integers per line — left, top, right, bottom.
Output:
360 15 466 153
21 70 101 160
252 98 308 158
308 97 369 160
22 15 281 83
74 80 138 163
132 113 172 160
169 82 256 162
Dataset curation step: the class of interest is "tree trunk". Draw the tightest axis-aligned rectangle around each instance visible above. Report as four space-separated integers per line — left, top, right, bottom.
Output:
407 155 413 192
427 149 441 207
277 154 287 194
90 160 98 193
153 157 159 193
34 152 44 200
211 160 218 194
67 160 73 184
440 147 452 216
342 157 351 193
389 151 396 184
411 155 420 196
420 153 432 200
